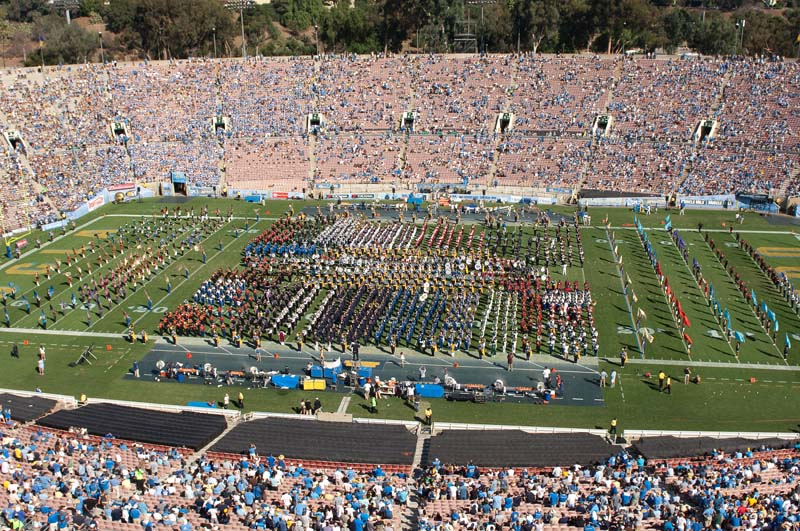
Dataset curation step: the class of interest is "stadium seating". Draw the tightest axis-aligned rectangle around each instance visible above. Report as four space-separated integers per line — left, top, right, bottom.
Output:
0 408 796 531
1 55 800 232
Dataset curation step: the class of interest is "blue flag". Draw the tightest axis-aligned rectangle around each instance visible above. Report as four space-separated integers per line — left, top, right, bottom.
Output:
774 320 779 332
709 284 715 299
761 302 768 314
786 334 792 350
734 330 745 343
751 289 757 306
767 309 776 322
664 222 672 231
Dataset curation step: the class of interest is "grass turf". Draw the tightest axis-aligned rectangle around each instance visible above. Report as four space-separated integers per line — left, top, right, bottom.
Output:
1 198 799 433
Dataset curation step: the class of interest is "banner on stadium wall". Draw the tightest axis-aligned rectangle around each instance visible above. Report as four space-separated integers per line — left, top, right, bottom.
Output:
162 182 174 196
678 194 735 208
87 196 105 212
324 193 375 200
230 189 267 198
578 196 666 208
272 192 288 199
69 204 89 220
448 193 556 205
187 186 215 197
41 220 68 231
315 183 341 189
107 183 136 193
546 187 574 195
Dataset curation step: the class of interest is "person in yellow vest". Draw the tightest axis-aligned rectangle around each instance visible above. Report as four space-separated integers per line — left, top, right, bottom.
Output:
238 391 244 409
133 466 146 492
424 406 433 426
609 417 618 441
140 330 148 343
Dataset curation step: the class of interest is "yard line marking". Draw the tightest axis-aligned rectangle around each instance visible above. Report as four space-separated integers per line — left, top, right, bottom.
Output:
602 228 643 356
337 397 351 414
663 230 736 361
130 220 263 330
0 216 104 273
87 220 236 330
698 234 785 360
571 397 584 401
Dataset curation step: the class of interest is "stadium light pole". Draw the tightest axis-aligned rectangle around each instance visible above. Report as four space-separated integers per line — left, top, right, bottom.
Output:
98 32 105 64
212 27 217 59
52 0 80 25
466 0 495 54
226 0 254 59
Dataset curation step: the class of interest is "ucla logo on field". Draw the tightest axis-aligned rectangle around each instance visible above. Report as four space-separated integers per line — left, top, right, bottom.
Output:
6 262 49 275
757 247 800 258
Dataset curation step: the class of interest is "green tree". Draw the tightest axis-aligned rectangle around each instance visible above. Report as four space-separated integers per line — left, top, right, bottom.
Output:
687 10 736 55
7 0 48 22
662 8 696 52
735 9 795 55
105 0 136 33
25 14 98 65
512 0 561 53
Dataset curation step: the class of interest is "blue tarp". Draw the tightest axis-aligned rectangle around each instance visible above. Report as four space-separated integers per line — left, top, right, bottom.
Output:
187 401 217 409
272 374 300 389
357 367 372 378
415 384 445 398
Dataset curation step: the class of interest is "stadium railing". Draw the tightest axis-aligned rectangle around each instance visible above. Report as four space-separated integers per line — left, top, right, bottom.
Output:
85 396 242 419
0 387 77 408
625 429 800 440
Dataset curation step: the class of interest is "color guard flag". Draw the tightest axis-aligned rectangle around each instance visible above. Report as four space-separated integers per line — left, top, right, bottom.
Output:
785 334 791 350
734 330 746 343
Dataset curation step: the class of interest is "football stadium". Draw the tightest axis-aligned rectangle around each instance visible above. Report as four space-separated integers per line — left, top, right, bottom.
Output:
0 52 799 531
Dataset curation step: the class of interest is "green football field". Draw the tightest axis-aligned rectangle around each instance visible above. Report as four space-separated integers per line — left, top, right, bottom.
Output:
1 198 798 433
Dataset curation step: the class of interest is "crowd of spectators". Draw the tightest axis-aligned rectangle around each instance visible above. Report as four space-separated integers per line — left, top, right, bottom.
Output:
225 137 310 192
130 141 223 187
609 59 727 140
315 133 400 185
0 424 407 531
0 420 796 531
1 55 799 231
495 137 588 189
416 446 799 530
403 134 494 186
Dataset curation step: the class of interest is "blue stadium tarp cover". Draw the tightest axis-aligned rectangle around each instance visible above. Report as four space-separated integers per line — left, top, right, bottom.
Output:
272 374 300 389
415 384 444 398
